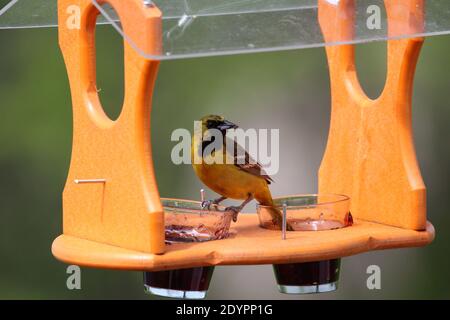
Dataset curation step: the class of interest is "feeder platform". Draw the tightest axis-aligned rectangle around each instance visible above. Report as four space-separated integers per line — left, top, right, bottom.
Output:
52 215 434 271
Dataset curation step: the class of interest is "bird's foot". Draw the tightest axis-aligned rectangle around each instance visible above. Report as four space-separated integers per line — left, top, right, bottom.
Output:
201 200 214 210
225 206 241 222
201 200 221 211
201 196 227 210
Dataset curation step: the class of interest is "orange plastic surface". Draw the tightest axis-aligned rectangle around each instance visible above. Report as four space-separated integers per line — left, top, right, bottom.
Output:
52 214 434 271
57 0 165 254
318 0 427 230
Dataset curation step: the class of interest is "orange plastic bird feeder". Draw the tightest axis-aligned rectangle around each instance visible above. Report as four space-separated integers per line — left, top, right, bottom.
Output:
50 0 434 272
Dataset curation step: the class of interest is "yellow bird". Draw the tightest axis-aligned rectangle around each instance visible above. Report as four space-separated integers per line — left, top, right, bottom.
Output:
191 115 283 225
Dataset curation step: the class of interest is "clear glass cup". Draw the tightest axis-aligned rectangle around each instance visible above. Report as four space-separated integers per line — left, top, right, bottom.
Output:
273 259 341 294
257 194 351 294
143 198 233 299
144 266 215 299
163 198 233 243
257 194 352 231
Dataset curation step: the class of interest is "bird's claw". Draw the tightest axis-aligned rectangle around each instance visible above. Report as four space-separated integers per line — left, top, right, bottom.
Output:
201 200 213 210
225 206 241 222
201 200 220 211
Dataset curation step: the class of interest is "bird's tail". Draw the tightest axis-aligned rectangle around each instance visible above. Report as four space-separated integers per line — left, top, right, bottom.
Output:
255 186 293 231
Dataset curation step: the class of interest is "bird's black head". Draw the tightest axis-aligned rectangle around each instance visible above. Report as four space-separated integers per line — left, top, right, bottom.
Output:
201 115 238 131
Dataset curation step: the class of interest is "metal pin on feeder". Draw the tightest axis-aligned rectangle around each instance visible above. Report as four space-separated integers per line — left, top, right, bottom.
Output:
74 179 106 184
282 203 287 240
200 188 209 211
200 189 205 203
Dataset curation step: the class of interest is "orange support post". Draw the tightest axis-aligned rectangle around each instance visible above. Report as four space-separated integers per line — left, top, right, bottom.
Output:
318 0 427 230
55 0 165 254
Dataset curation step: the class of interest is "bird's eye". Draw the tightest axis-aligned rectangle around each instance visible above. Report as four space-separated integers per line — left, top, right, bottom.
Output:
207 120 217 128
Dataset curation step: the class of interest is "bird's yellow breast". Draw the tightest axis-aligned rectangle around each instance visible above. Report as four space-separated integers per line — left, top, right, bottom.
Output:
193 162 268 200
191 137 270 201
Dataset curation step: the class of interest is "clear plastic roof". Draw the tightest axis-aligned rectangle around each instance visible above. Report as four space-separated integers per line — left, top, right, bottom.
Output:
1 0 450 60
0 0 113 28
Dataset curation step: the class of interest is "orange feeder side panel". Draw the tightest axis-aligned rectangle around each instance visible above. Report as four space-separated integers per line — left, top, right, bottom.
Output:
57 0 165 254
318 0 427 230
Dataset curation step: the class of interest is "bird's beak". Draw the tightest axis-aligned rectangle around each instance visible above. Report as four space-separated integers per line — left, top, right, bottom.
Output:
217 120 238 130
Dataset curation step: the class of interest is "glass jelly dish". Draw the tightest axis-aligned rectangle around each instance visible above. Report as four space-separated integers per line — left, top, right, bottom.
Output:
257 194 352 231
258 194 351 294
144 198 234 299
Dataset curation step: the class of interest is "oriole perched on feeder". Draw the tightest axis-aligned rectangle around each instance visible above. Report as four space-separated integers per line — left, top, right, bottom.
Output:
191 115 283 225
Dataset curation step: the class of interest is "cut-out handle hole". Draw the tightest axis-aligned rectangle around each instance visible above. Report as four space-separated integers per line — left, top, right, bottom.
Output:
354 0 387 100
95 3 124 121
355 41 387 100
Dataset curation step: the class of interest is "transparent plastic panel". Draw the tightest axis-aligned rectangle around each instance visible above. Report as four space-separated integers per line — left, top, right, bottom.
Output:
0 0 113 29
1 1 450 59
93 0 450 60
0 0 58 29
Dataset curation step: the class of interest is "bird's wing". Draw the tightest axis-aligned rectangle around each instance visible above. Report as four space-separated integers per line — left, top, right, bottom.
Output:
225 137 274 184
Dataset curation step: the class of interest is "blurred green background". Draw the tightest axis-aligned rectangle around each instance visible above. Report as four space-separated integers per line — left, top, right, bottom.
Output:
0 20 449 299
